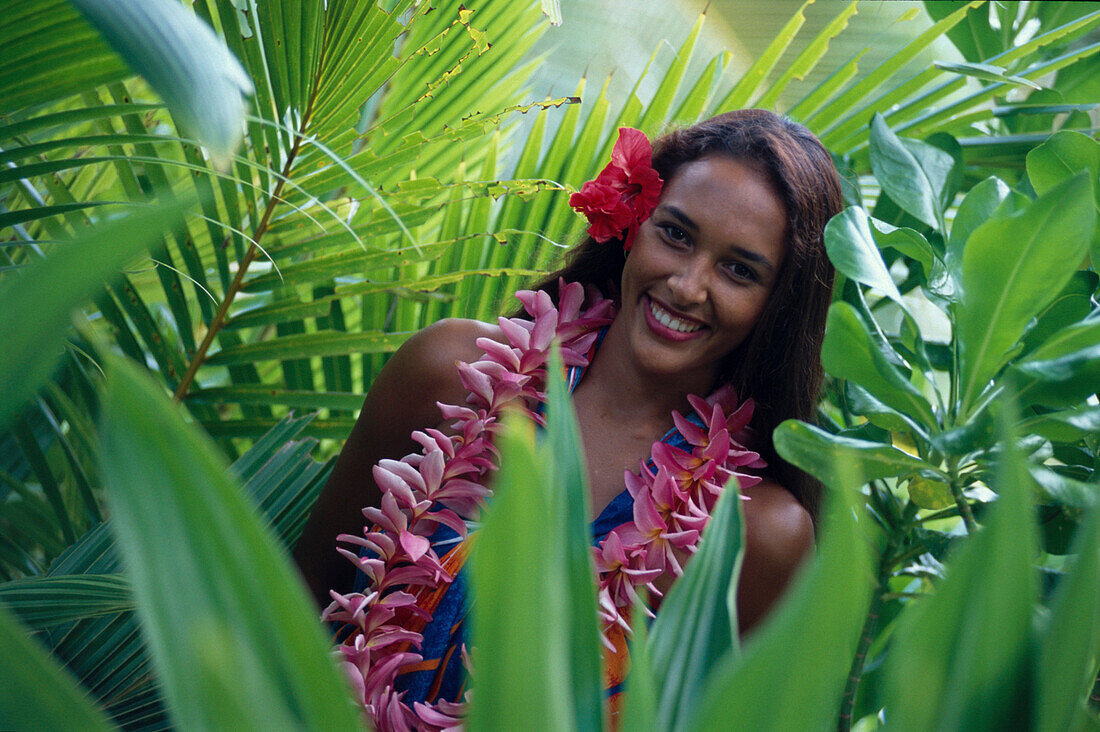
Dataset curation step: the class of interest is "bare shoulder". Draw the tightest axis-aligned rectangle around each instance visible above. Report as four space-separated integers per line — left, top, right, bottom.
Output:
736 479 815 634
395 317 503 379
379 318 504 417
292 317 503 602
741 479 815 567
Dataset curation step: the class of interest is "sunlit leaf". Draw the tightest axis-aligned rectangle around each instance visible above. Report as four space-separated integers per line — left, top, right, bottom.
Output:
934 60 1043 90
69 0 252 165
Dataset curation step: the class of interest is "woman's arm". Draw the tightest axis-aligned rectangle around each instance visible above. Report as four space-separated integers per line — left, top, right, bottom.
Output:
736 480 815 635
292 318 499 606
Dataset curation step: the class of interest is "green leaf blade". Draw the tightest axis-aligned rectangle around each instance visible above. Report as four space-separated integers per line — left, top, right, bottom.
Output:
69 0 252 165
0 602 114 732
99 356 361 731
957 174 1096 415
883 401 1039 730
689 476 874 730
648 480 745 732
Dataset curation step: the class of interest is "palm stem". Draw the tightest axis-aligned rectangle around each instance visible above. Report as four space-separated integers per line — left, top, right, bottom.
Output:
172 132 305 403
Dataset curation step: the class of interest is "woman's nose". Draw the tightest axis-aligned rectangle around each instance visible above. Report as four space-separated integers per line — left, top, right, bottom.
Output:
667 257 708 306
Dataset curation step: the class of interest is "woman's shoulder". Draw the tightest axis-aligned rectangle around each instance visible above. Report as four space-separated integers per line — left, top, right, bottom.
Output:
379 318 504 421
739 479 818 563
399 317 503 372
736 479 815 632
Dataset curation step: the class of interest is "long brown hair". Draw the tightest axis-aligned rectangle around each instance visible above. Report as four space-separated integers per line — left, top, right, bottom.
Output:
529 110 843 520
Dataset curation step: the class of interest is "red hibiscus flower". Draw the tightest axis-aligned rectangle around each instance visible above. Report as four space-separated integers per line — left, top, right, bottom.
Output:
569 127 663 250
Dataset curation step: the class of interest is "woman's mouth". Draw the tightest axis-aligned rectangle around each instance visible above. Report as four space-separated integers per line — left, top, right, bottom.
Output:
644 295 707 341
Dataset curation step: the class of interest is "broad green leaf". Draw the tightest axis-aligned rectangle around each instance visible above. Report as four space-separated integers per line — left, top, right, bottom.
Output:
934 60 1043 90
846 382 916 434
824 206 904 304
0 574 131 630
69 0 252 165
1021 405 1100 443
99 356 361 731
1031 466 1099 511
929 408 997 458
0 199 189 432
869 218 935 278
543 349 603 732
1027 130 1100 198
0 602 113 732
957 174 1095 415
688 475 873 730
822 303 937 432
774 420 933 489
1020 271 1098 357
908 475 955 511
948 176 1011 263
649 479 745 732
1012 329 1100 408
468 414 572 732
868 113 953 231
1027 130 1100 268
884 401 1039 730
1039 496 1100 731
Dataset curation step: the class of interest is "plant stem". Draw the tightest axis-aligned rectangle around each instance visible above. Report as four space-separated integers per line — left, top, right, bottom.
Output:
947 458 977 533
171 133 305 403
838 542 894 732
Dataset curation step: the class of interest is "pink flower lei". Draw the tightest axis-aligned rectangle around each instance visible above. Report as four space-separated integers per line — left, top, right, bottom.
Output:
323 280 765 731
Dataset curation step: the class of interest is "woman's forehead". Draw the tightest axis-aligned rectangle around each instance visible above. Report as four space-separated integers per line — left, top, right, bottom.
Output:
658 157 787 257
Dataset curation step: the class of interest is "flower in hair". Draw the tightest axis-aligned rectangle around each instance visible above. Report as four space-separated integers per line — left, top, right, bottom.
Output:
569 127 663 251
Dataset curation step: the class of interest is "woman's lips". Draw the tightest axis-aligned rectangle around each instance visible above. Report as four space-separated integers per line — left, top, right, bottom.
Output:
642 295 708 342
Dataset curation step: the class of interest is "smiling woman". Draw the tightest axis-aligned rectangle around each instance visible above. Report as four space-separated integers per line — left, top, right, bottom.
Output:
294 109 844 729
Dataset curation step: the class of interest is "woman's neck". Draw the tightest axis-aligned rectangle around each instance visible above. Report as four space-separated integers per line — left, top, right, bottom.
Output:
577 318 716 427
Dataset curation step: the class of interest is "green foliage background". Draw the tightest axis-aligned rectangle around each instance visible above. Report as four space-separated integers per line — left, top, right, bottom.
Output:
1 0 1099 729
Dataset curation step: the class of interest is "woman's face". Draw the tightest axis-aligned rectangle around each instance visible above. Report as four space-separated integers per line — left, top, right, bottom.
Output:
616 155 788 387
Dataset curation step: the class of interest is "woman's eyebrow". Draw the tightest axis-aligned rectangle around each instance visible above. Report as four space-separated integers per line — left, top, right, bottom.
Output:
659 203 776 272
661 204 698 232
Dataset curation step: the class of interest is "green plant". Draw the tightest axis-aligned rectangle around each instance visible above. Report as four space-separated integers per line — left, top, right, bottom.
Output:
2 0 1100 729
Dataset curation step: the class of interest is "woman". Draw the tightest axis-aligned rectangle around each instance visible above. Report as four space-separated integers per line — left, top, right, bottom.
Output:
294 109 843 729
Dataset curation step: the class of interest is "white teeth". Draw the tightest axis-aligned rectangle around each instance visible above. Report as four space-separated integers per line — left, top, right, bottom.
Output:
649 299 702 333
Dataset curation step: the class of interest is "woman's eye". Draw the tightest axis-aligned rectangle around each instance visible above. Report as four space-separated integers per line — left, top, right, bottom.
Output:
725 261 758 282
660 224 689 245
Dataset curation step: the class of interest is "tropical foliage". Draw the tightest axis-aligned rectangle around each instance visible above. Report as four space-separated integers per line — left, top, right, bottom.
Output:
1 0 1099 729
